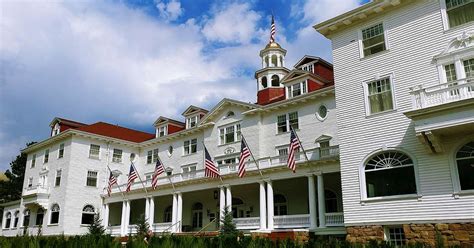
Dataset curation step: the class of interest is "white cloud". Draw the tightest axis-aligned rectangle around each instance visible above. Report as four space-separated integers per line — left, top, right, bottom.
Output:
155 0 184 21
300 0 361 24
202 2 264 44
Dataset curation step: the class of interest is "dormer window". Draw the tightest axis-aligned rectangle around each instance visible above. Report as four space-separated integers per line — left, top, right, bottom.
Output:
287 81 308 98
157 126 167 137
186 115 198 129
302 64 313 73
52 123 60 137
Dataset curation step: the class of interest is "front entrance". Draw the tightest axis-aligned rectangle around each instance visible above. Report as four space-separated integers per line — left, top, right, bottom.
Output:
191 202 203 230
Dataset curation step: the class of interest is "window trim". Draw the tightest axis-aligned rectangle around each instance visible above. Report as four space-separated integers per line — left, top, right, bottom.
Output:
85 170 98 187
286 80 308 99
384 225 407 246
43 149 50 164
362 73 397 116
218 122 242 145
31 154 36 168
439 0 474 31
450 136 474 196
183 138 198 156
49 204 60 225
58 143 65 159
316 104 329 121
157 125 167 137
359 147 421 202
186 115 199 129
112 148 123 163
55 169 62 187
276 112 299 134
358 21 389 59
88 144 101 160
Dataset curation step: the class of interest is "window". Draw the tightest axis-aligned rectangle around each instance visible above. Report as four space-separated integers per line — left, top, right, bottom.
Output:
361 23 386 57
157 126 167 137
23 210 30 227
36 208 44 226
50 204 60 224
455 141 474 191
168 145 173 156
325 190 339 213
112 149 122 163
274 194 287 216
55 169 61 187
164 206 172 223
13 211 19 228
261 76 268 88
187 116 198 129
5 212 11 228
317 105 328 120
81 205 95 225
445 63 461 95
58 143 64 158
31 154 36 168
86 171 98 187
446 0 474 28
319 141 331 157
277 147 300 163
302 64 313 73
43 149 49 163
287 81 307 98
182 164 197 179
147 149 159 164
271 75 280 87
219 123 241 145
184 139 197 155
191 202 203 228
464 58 474 78
28 177 33 188
364 151 417 198
277 112 299 134
89 144 100 159
386 226 406 246
366 77 394 114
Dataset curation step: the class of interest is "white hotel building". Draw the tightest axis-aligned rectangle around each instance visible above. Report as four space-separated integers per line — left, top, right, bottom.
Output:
1 0 473 245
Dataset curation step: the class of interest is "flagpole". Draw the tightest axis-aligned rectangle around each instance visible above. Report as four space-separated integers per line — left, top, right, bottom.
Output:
291 126 310 162
131 161 149 196
105 142 126 200
202 142 224 184
242 135 264 179
107 165 126 199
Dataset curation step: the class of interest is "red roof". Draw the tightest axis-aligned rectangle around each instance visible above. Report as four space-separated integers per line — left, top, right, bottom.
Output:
76 122 155 143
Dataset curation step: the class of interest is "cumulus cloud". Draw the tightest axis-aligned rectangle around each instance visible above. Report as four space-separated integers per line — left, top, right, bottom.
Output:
202 2 264 44
155 0 184 21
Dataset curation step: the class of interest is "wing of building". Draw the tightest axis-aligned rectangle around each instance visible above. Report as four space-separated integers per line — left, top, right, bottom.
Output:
1 1 473 246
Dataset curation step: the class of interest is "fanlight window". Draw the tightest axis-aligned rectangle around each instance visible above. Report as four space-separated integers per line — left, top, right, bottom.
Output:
271 75 280 87
261 76 268 88
365 151 417 198
456 141 474 190
50 204 60 224
81 205 95 225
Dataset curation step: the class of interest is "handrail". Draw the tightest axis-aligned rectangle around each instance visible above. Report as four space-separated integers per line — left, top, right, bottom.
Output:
194 217 218 236
161 220 180 235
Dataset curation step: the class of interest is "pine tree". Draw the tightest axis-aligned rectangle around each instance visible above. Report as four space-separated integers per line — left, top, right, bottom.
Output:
220 207 238 237
88 213 106 236
135 214 150 237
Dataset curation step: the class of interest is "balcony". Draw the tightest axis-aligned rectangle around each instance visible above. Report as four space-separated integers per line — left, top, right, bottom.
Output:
22 184 50 209
406 79 474 153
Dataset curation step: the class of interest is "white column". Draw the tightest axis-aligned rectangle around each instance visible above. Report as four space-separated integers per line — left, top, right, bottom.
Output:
219 186 225 221
171 194 177 232
149 197 155 225
125 201 131 234
259 181 267 230
120 201 128 236
317 174 326 228
2 211 6 229
177 192 183 233
145 198 150 222
226 186 232 211
102 204 110 228
307 175 317 230
266 180 274 230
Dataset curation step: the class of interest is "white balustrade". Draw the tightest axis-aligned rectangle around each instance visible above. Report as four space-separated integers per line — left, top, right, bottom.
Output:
273 214 310 229
152 222 173 232
325 212 344 227
107 225 121 236
410 79 474 109
234 217 260 230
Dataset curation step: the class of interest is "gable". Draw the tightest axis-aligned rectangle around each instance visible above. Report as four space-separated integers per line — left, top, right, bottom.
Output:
200 99 258 125
182 105 208 117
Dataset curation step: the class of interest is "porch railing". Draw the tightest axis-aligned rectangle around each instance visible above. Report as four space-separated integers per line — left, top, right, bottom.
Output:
234 217 260 230
325 212 344 227
273 214 310 229
108 225 121 236
410 78 474 109
152 222 173 233
109 146 340 195
128 224 138 235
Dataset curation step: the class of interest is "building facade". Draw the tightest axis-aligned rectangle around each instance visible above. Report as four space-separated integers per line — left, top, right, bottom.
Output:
314 0 474 246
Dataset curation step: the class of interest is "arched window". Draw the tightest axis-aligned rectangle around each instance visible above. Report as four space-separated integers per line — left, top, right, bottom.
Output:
50 204 60 224
23 209 30 227
13 211 19 228
191 202 203 228
274 194 287 216
261 76 268 88
5 212 11 228
456 141 474 190
36 208 45 226
271 75 280 87
325 190 339 213
226 111 235 118
164 206 172 223
264 56 269 67
271 55 278 67
364 150 416 198
81 205 95 225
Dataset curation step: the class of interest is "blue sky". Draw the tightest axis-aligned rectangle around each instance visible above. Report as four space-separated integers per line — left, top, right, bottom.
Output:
0 0 367 171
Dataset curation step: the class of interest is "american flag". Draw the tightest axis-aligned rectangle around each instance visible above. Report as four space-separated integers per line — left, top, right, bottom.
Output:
204 146 220 178
126 164 138 192
287 127 301 172
238 138 251 178
270 15 276 43
151 157 165 190
107 171 117 196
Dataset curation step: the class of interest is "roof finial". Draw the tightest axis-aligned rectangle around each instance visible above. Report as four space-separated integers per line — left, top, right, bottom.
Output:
270 13 276 43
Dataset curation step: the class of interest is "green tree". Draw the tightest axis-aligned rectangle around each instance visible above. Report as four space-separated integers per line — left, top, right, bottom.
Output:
135 214 150 237
0 142 36 203
219 207 238 237
88 213 106 236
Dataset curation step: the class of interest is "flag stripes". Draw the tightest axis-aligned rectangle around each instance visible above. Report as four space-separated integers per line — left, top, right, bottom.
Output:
238 139 251 178
204 146 220 178
107 171 117 196
126 164 138 192
287 127 301 172
270 15 276 43
152 157 165 190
